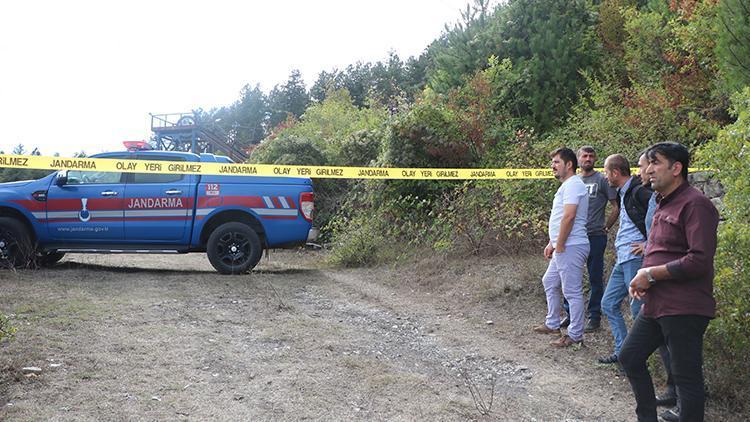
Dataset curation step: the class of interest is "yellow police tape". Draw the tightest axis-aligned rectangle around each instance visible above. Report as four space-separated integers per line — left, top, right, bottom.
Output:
0 153 556 180
0 154 708 180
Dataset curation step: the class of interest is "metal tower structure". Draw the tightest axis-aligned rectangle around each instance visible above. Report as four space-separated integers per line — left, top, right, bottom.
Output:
149 112 248 163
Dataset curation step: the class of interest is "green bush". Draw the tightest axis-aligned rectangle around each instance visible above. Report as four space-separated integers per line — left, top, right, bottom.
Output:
250 90 389 235
250 135 326 166
382 100 466 168
271 89 388 165
326 174 554 267
0 312 15 343
430 181 550 255
338 129 383 166
327 209 392 267
697 87 750 408
326 186 438 266
338 60 561 263
622 6 671 85
544 76 644 160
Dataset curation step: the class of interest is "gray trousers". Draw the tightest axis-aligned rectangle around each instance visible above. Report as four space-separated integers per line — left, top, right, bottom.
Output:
542 243 590 341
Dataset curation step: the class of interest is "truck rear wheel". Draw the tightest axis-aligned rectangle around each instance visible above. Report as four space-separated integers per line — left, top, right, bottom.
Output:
0 217 33 269
206 222 262 274
38 251 66 267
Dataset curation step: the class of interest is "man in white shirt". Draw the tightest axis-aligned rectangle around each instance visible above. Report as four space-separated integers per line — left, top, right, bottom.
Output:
533 147 591 347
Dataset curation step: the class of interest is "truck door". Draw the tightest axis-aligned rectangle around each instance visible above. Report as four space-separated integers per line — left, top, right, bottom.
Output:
46 170 125 241
122 155 196 243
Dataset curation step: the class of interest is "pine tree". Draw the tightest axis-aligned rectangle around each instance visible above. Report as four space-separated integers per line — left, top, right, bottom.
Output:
268 70 311 129
426 0 498 93
716 0 750 93
501 0 599 130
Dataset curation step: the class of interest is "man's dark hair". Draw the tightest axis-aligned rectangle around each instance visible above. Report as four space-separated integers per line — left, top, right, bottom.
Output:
646 142 689 180
550 147 578 172
605 154 631 176
577 145 596 156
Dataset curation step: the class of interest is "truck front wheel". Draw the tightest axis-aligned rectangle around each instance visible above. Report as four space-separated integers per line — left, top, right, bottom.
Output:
0 217 33 269
206 222 262 274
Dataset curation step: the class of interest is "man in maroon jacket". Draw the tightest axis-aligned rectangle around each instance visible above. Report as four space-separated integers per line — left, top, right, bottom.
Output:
619 142 719 422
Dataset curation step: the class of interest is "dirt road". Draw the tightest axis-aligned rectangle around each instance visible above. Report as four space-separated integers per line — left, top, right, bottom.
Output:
0 251 736 421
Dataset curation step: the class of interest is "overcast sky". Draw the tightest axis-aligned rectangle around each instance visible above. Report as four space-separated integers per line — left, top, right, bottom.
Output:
0 0 473 157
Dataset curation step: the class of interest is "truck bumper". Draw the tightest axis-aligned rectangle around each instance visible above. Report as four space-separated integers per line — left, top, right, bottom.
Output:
307 228 319 242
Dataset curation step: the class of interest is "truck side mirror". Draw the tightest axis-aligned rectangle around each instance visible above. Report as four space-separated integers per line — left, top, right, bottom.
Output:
55 170 68 186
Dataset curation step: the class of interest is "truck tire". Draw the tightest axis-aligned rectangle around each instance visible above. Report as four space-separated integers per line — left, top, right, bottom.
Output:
38 251 66 267
206 222 262 274
0 217 33 269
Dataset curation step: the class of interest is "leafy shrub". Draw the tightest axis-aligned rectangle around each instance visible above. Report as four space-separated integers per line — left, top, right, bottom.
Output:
347 59 561 263
623 7 672 85
697 87 750 408
273 89 388 165
327 208 392 267
338 129 383 166
382 100 466 168
545 76 644 160
383 57 521 170
250 135 326 166
326 173 553 267
250 90 389 234
546 71 719 165
430 181 549 255
0 312 15 343
326 186 438 266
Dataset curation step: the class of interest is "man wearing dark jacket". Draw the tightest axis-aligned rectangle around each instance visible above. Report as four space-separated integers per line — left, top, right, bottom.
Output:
632 152 680 421
598 154 652 364
620 142 719 422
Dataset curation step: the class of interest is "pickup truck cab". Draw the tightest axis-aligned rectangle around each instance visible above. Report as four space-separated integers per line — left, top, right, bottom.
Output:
0 150 315 274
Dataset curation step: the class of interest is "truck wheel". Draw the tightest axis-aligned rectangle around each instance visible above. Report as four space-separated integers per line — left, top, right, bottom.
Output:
38 251 66 267
0 217 33 269
207 222 262 274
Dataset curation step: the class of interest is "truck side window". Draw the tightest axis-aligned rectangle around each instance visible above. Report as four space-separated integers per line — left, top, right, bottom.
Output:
132 172 183 184
67 170 122 185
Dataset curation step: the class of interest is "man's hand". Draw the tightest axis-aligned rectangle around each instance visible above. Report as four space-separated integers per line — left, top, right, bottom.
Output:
629 268 651 300
556 243 566 254
544 243 554 260
631 242 645 256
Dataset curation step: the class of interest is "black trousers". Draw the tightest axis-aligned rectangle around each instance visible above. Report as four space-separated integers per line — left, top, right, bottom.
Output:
619 314 710 422
659 344 675 393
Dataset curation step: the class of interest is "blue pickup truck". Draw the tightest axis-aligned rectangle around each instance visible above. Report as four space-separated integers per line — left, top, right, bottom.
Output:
0 150 315 274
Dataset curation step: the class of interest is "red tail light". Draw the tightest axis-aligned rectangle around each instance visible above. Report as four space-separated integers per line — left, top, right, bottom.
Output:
300 192 314 222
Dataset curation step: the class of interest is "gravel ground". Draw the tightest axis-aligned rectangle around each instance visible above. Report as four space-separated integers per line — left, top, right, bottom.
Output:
0 250 740 421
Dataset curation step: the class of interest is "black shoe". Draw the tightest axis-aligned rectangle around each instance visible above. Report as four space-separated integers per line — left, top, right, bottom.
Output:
584 319 600 332
655 389 677 407
659 406 679 422
560 316 571 328
597 353 619 364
